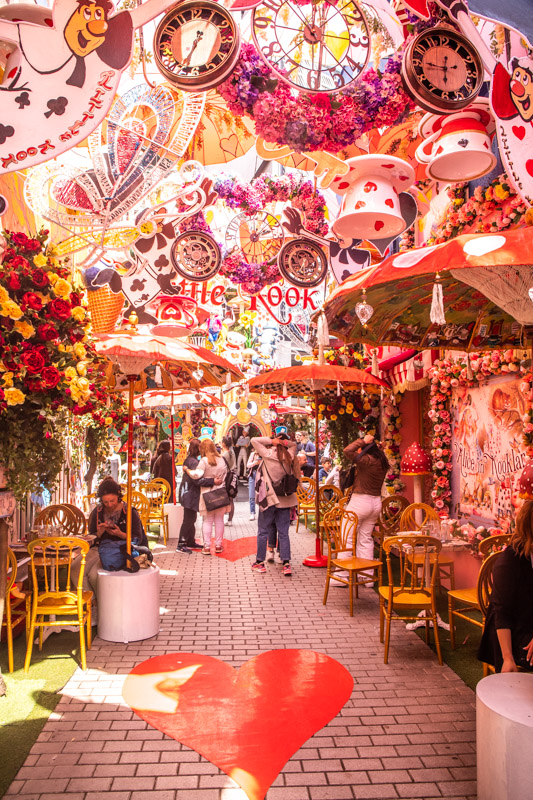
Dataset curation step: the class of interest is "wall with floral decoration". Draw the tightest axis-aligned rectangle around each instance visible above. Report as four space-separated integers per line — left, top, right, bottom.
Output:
382 390 405 494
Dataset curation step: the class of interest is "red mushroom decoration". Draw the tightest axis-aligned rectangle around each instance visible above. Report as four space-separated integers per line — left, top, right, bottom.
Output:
401 441 432 507
519 460 533 500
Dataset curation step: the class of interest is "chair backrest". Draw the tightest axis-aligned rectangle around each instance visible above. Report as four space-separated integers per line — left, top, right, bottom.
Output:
6 547 17 595
379 495 409 536
477 550 503 617
297 477 315 503
324 508 359 554
318 484 342 515
127 490 151 527
147 478 171 505
338 496 349 511
478 534 511 559
60 504 87 535
82 493 97 514
383 534 442 595
34 504 78 536
27 536 89 601
399 503 439 532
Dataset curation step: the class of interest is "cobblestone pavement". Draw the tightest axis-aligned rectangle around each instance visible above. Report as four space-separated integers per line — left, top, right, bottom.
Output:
5 501 476 800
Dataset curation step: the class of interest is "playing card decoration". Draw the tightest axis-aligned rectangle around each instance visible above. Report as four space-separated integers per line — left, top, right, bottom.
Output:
0 0 180 174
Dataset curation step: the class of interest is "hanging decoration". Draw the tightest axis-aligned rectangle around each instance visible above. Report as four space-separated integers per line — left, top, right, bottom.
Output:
0 0 180 175
382 390 406 494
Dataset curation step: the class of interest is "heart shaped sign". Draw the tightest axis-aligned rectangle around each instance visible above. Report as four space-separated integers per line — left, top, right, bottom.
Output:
123 650 353 800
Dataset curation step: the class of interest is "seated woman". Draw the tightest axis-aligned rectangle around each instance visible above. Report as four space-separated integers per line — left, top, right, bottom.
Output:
479 500 533 673
73 477 149 613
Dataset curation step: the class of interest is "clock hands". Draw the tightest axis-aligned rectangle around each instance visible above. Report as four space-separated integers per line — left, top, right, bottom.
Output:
182 30 204 67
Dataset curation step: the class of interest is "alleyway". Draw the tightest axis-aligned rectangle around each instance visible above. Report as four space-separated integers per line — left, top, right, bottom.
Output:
5 503 477 800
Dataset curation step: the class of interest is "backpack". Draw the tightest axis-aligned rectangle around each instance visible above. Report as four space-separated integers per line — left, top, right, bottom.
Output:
225 469 239 499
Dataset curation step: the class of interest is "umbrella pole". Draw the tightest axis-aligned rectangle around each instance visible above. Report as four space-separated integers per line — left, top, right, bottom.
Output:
170 393 177 505
303 390 328 568
126 376 135 556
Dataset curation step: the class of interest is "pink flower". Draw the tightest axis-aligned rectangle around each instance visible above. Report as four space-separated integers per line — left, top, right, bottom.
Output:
435 500 444 509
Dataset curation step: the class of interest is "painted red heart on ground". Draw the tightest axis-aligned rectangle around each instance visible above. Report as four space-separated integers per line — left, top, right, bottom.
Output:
512 125 526 140
527 160 533 177
214 536 256 562
123 651 353 800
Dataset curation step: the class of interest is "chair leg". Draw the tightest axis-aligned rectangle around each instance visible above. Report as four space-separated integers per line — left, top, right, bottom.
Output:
296 512 300 533
432 609 443 666
348 573 354 617
24 615 37 673
449 563 455 591
448 596 456 650
38 616 44 651
86 604 92 649
6 606 13 674
379 598 385 643
425 617 430 645
79 619 87 671
384 610 392 664
323 573 331 606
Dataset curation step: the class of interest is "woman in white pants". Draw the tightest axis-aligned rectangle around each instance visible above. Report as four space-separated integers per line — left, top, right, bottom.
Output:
341 435 389 584
184 439 228 554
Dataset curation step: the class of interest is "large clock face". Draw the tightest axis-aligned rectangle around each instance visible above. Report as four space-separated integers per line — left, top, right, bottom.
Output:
154 0 241 91
252 0 370 94
402 27 483 114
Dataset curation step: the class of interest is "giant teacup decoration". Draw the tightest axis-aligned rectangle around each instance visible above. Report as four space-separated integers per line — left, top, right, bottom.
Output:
331 155 416 243
415 99 496 182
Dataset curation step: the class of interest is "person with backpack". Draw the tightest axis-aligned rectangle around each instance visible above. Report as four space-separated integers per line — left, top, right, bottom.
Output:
221 435 237 526
184 438 229 554
250 433 300 576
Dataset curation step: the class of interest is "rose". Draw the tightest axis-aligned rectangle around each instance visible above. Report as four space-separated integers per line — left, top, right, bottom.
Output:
47 298 71 320
4 387 25 406
69 291 82 307
31 269 49 288
10 255 30 271
10 232 29 247
41 365 61 388
21 291 42 311
6 272 21 290
25 239 41 252
37 323 58 341
53 278 72 298
20 349 46 374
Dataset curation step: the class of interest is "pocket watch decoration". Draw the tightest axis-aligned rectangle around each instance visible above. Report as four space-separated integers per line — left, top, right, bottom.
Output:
278 239 328 287
154 0 241 91
252 0 370 93
170 230 221 281
401 26 484 114
225 211 285 265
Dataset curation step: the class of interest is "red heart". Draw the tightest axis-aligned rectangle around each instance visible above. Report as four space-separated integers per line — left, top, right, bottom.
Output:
337 181 350 190
380 163 395 168
384 199 394 208
354 200 366 210
398 175 409 181
123 651 353 800
435 146 444 155
512 125 526 140
375 220 385 231
527 160 533 177
214 536 256 562
364 181 378 192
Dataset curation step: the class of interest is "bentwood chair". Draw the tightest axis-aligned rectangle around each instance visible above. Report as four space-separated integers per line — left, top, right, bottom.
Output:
379 535 443 665
59 504 87 535
400 503 455 590
375 494 409 563
323 508 382 616
477 534 511 558
145 478 171 544
34 504 78 536
477 551 503 676
296 477 316 532
318 484 342 538
24 537 92 672
3 548 31 672
123 489 151 530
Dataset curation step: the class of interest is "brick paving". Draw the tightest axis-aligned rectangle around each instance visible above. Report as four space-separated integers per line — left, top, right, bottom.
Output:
5 500 476 800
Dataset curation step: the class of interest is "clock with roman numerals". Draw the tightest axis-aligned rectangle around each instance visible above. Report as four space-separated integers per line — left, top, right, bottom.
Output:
154 0 241 91
252 0 370 94
401 26 484 114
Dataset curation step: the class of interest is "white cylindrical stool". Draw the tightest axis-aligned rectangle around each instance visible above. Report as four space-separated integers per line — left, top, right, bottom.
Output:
164 503 183 542
477 672 533 800
97 565 160 643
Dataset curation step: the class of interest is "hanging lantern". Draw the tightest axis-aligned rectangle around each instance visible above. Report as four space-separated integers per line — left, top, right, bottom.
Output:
355 288 374 327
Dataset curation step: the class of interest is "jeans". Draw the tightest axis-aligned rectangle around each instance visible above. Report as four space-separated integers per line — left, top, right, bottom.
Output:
248 472 256 514
257 505 291 562
202 508 225 547
178 507 197 547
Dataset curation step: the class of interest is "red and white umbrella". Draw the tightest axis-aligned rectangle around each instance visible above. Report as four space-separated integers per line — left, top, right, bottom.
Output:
134 389 226 411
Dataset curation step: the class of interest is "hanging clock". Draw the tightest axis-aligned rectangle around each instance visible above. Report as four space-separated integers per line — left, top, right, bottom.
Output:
170 230 221 281
252 0 370 94
401 26 484 114
278 238 328 287
225 211 284 264
154 0 241 91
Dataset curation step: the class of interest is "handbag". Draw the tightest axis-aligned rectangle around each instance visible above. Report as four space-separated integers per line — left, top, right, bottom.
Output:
263 459 300 497
203 486 230 511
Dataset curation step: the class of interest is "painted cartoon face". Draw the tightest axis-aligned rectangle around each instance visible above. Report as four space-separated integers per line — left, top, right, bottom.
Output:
64 2 109 57
510 66 533 122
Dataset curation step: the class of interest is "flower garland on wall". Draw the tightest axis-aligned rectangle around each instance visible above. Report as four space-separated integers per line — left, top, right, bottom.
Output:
428 350 528 514
426 174 530 246
0 229 127 498
382 390 406 494
217 42 414 154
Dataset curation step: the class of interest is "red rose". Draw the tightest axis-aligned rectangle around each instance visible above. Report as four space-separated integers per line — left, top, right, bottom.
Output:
11 232 29 247
31 269 49 288
69 291 81 307
47 298 71 320
25 239 42 252
21 291 42 311
20 349 46 374
6 272 21 290
68 330 85 343
41 366 61 388
25 378 43 392
11 255 30 271
37 323 58 341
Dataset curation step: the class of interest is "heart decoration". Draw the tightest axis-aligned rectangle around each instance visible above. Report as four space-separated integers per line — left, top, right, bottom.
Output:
527 160 533 177
369 192 418 256
512 125 526 141
123 651 353 800
384 199 394 208
214 536 257 562
374 220 384 231
354 200 366 210
364 181 378 192
457 138 469 148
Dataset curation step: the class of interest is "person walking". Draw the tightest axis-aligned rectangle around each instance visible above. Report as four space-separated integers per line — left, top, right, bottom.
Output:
221 435 236 526
177 438 216 553
152 440 175 502
246 449 261 522
251 433 300 576
184 439 228 554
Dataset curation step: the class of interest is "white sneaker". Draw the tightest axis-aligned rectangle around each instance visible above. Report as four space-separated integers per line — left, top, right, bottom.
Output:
226 519 232 526
249 513 255 521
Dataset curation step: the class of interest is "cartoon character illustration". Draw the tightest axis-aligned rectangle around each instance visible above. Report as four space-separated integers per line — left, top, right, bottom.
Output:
0 0 176 174
252 320 280 368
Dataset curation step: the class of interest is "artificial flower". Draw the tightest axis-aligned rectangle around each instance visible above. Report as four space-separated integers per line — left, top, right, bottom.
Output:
53 278 73 298
33 253 48 268
14 320 35 339
71 306 86 323
5 387 25 406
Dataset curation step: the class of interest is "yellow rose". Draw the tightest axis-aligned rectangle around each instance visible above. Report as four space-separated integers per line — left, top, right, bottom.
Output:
2 372 14 387
0 286 8 304
2 300 23 320
33 253 48 268
14 320 35 339
330 414 337 420
70 386 82 402
105 416 113 426
64 366 77 381
318 404 326 411
71 306 86 323
54 278 72 298
76 361 87 376
73 342 86 359
346 404 353 412
47 272 58 285
76 377 90 392
338 408 345 415
5 387 25 406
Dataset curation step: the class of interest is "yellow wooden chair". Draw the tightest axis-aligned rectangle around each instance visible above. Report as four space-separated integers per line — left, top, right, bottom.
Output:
58 504 87 535
477 551 502 676
400 503 455 590
34 504 78 536
448 536 510 650
125 489 151 530
323 508 382 617
145 478 170 544
24 537 93 672
375 494 409 563
379 534 443 665
318 484 342 538
82 493 97 515
3 548 31 672
296 477 316 532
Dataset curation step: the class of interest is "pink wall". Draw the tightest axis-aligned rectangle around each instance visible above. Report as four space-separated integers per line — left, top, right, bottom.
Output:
398 390 431 503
